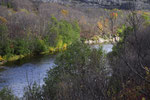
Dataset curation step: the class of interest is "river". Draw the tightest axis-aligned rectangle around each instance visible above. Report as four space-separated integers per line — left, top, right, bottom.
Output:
0 44 113 98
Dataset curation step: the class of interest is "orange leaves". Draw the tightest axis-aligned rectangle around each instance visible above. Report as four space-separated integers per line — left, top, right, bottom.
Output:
143 12 150 16
63 43 67 50
0 16 7 24
0 56 4 61
80 16 87 24
104 18 109 27
97 21 103 31
97 18 109 33
110 12 118 19
61 9 68 17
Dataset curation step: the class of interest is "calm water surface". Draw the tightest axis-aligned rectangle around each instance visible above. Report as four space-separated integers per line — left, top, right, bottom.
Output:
0 44 113 97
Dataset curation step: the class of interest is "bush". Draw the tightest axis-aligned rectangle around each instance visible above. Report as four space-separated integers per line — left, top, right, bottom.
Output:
0 22 8 44
43 41 109 100
33 38 48 54
0 88 18 100
108 23 150 99
45 16 80 48
13 39 30 55
23 82 43 100
0 41 14 57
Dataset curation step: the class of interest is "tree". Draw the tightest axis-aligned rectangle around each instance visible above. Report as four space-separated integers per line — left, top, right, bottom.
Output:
45 16 80 48
108 11 150 99
43 41 110 100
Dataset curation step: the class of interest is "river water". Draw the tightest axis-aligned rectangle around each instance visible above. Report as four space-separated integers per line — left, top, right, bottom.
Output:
0 44 113 97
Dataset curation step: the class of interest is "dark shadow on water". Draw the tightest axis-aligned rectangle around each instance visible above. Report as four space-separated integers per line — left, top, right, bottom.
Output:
4 54 55 67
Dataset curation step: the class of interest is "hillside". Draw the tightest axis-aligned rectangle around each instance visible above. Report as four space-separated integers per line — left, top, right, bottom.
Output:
1 0 150 9
34 0 150 9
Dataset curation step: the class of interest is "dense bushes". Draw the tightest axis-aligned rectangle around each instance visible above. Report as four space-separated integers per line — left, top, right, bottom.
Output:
0 16 80 60
22 41 110 100
108 12 150 99
45 16 80 48
0 88 18 100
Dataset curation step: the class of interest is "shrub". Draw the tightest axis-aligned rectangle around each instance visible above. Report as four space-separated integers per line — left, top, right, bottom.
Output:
0 22 8 44
0 88 18 100
45 16 80 48
108 18 150 99
0 23 9 56
23 82 43 100
33 38 48 54
0 55 3 61
13 39 30 55
0 16 7 24
43 41 109 100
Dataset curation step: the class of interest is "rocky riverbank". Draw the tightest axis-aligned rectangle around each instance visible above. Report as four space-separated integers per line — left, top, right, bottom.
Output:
84 37 120 44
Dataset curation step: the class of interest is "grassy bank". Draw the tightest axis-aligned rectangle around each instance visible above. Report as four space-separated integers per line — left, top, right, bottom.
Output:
0 43 67 66
0 16 80 66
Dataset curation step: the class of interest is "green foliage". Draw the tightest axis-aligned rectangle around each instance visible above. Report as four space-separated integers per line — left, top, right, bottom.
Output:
0 24 8 44
142 12 150 25
0 24 13 57
55 41 91 72
116 25 126 38
43 41 91 99
43 41 107 100
14 39 30 55
0 88 18 100
45 16 80 48
7 2 12 8
33 38 48 54
1 0 5 6
0 16 80 61
1 42 14 58
23 82 42 100
111 26 133 56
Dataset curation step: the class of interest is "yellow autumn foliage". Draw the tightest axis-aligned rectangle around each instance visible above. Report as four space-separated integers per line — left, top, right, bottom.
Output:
61 9 68 16
0 16 7 24
49 47 55 53
20 9 29 14
0 56 4 61
145 66 149 75
143 12 150 16
7 55 25 62
104 18 109 27
63 43 67 50
80 16 87 24
97 21 103 31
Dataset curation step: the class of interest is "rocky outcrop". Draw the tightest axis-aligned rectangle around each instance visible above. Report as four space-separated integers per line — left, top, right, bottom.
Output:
84 37 120 44
36 0 150 9
78 0 150 9
2 0 149 9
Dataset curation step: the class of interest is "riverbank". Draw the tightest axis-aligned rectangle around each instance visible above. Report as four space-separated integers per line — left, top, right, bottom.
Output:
0 45 67 66
0 37 114 66
84 36 120 44
0 54 55 98
0 43 113 98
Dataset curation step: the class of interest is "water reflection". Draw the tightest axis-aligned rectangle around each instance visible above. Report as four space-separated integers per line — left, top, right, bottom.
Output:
0 55 55 97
